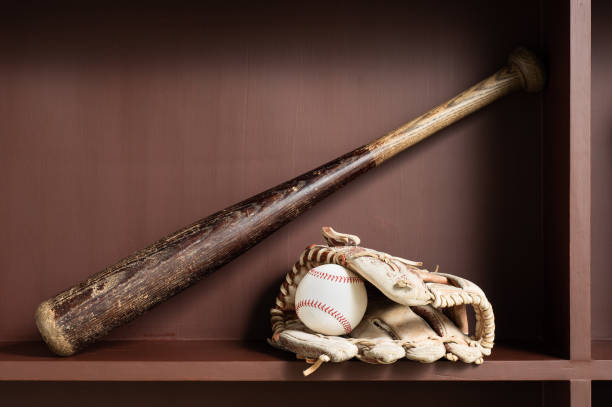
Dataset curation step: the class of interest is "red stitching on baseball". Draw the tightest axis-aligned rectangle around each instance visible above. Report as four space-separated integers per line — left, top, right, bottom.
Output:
308 269 362 284
295 299 353 334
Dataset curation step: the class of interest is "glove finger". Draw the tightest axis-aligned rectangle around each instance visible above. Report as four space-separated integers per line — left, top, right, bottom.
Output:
404 339 446 363
445 342 485 364
357 341 406 364
350 302 406 364
346 250 433 306
371 303 440 342
276 329 358 363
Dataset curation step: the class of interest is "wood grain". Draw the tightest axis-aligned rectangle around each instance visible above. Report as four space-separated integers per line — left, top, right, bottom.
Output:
0 340 583 381
569 0 591 361
0 3 547 349
3 340 612 382
34 47 545 356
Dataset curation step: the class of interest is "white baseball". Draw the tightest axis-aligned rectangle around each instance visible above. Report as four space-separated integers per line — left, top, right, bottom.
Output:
295 263 367 335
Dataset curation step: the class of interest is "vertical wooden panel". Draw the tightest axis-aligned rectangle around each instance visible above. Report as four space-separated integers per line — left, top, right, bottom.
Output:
571 380 591 407
543 381 592 407
591 0 612 341
569 0 591 360
542 0 571 359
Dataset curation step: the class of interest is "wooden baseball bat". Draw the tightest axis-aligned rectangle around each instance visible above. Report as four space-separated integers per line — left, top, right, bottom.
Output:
36 47 545 356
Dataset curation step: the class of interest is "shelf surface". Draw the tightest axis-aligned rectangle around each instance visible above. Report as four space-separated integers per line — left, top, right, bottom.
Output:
0 340 594 381
592 340 612 360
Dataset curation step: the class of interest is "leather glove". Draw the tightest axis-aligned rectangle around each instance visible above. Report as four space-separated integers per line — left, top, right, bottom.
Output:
268 227 494 375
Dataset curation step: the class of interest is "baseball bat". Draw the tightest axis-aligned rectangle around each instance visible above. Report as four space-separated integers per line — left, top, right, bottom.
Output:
36 47 545 356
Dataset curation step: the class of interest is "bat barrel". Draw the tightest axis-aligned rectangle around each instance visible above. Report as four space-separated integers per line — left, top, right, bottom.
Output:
35 47 545 356
36 145 378 356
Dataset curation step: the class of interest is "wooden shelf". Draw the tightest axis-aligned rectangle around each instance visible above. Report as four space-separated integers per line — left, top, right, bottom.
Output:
6 340 612 382
0 340 590 382
0 0 595 405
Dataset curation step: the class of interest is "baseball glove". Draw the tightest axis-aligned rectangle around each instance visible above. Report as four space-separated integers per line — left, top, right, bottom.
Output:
268 227 495 376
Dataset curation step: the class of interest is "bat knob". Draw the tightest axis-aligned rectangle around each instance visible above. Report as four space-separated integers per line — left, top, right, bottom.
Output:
508 47 546 93
35 300 75 356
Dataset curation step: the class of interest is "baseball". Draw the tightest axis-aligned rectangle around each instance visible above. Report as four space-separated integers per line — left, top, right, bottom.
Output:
295 263 367 335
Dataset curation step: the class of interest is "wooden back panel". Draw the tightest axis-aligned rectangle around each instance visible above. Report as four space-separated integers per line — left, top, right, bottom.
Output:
0 2 546 344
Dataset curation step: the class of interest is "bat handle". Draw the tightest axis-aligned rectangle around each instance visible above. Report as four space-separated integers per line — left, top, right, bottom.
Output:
367 47 546 165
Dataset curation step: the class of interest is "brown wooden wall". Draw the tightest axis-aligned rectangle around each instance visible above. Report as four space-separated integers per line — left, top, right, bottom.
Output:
0 1 544 344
